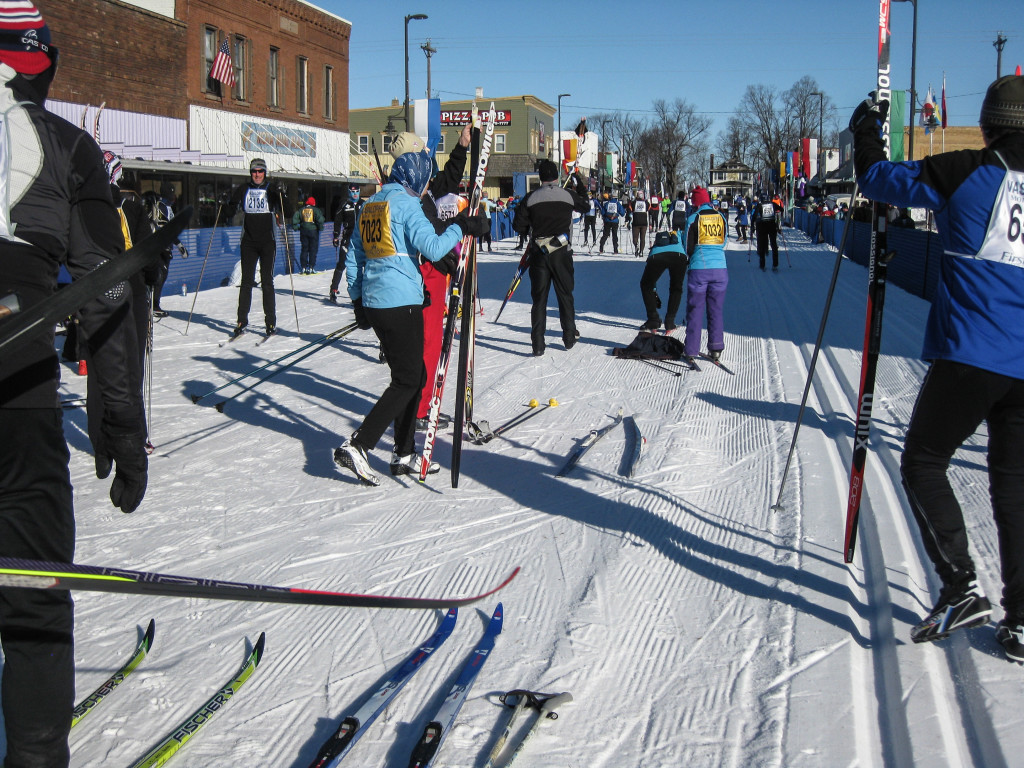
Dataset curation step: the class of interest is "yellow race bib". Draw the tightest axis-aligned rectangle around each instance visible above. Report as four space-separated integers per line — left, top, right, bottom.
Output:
696 212 725 246
360 201 398 259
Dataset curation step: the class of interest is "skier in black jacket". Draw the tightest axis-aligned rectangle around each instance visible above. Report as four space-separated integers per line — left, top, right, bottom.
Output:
227 158 282 338
0 5 148 764
329 184 361 303
512 159 589 355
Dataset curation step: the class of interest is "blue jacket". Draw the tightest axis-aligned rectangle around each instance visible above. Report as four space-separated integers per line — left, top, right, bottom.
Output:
602 198 624 223
856 128 1024 379
684 204 728 270
347 183 463 309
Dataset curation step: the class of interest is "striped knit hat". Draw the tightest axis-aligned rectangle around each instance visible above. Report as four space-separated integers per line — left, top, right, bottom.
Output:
0 1 52 75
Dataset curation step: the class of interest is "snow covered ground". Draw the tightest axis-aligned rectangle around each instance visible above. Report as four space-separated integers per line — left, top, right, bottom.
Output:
8 226 1024 766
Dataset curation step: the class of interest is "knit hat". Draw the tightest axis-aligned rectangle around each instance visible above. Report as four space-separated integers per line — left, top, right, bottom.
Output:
0 1 53 75
388 150 433 196
691 187 711 207
389 132 426 159
250 157 267 173
537 159 558 182
306 197 315 205
980 74 1024 130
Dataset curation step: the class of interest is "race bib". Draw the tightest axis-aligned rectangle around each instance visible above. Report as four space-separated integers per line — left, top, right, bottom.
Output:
760 203 775 220
360 201 398 259
974 167 1024 269
433 192 465 222
301 208 315 223
605 203 617 219
634 201 648 214
696 212 726 246
674 200 687 213
244 188 270 215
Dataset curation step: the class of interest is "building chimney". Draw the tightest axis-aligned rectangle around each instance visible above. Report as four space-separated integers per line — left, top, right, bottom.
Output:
391 98 400 107
475 87 484 99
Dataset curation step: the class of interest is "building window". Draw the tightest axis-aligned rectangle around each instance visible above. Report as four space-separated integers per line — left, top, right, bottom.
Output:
296 56 309 114
495 133 506 153
435 133 445 153
382 134 393 155
232 35 248 101
323 65 334 120
357 135 369 154
268 47 280 107
202 26 221 96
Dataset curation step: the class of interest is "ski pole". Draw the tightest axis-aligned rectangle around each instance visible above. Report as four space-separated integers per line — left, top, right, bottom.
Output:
209 324 359 410
779 226 792 267
639 357 681 377
184 202 222 335
191 322 357 404
279 191 300 333
772 180 860 511
145 286 155 453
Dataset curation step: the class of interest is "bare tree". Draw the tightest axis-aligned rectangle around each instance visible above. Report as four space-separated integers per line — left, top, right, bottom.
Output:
644 98 712 194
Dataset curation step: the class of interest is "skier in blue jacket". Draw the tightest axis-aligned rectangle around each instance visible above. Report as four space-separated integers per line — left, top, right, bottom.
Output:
850 75 1024 659
598 193 625 254
334 150 487 486
682 187 728 360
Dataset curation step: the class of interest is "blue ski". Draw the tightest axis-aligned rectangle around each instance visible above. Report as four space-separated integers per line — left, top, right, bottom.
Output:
407 604 504 768
308 609 458 768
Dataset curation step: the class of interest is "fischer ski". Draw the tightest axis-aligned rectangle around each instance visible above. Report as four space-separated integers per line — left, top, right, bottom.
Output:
0 207 192 363
556 409 624 477
421 102 497 482
485 690 572 768
0 557 519 610
845 0 896 564
127 633 265 768
307 609 458 768
71 619 155 728
624 415 645 478
407 603 504 768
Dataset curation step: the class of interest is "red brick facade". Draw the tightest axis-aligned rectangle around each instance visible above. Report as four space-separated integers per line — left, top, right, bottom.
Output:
39 0 350 131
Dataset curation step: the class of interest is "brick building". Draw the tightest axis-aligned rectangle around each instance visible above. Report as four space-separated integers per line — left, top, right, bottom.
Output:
39 0 356 226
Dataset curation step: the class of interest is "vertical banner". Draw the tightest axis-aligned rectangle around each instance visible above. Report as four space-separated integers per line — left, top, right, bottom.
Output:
413 98 442 157
807 138 818 180
561 137 578 175
889 89 906 161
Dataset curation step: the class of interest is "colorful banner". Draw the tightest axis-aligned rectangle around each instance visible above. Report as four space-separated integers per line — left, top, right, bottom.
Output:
890 89 906 161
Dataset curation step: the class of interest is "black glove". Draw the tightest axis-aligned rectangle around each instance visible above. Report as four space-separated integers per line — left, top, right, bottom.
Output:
177 243 189 259
433 251 459 276
573 173 588 197
453 212 489 238
352 298 372 330
849 97 890 134
333 238 340 248
95 408 148 513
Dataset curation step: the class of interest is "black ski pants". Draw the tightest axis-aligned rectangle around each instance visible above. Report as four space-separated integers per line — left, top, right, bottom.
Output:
582 216 597 244
599 220 618 253
353 304 425 457
330 244 347 295
236 237 277 328
0 409 75 768
901 360 1024 615
528 244 576 354
640 251 688 328
756 221 779 269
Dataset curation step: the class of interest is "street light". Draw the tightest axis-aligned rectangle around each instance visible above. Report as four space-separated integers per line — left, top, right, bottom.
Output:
557 93 570 181
893 0 917 161
809 91 824 196
404 13 428 130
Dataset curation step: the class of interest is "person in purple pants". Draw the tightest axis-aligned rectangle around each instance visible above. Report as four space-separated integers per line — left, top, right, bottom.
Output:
682 187 729 360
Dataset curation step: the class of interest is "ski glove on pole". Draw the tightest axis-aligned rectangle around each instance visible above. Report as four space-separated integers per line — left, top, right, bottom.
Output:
453 212 490 238
849 97 890 134
94 408 148 513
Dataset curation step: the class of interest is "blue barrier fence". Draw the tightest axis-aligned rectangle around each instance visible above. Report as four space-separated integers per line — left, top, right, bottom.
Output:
791 209 943 303
165 211 518 294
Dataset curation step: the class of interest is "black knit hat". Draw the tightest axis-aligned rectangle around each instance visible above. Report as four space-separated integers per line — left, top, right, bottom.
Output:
980 75 1024 130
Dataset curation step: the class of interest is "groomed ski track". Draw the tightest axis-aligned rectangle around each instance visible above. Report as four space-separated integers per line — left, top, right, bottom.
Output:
33 228 1023 766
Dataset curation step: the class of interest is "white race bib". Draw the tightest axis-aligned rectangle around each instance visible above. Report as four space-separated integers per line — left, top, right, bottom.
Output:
973 167 1024 269
244 188 270 215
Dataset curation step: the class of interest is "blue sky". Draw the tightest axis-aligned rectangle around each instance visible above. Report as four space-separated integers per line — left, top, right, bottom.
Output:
318 0 1021 142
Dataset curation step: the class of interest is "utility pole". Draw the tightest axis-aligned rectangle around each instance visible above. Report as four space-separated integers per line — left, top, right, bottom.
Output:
994 32 1007 78
421 39 436 98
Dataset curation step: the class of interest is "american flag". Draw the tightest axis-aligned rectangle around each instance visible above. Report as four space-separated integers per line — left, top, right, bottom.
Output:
209 36 236 88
